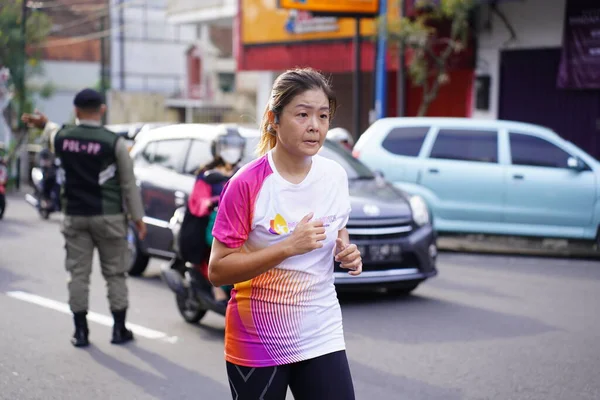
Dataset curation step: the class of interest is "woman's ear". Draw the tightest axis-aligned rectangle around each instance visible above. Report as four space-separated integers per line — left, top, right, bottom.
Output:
268 110 278 127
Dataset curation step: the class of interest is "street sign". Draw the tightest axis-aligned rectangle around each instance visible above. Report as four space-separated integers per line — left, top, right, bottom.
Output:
278 0 380 18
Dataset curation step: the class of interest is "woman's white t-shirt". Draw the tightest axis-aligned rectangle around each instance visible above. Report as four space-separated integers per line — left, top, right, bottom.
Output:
212 150 352 367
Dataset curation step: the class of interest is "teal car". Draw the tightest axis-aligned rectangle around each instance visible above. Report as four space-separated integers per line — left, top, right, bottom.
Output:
353 117 600 243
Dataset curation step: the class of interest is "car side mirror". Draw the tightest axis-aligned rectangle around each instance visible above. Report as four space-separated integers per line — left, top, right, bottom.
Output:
567 156 586 171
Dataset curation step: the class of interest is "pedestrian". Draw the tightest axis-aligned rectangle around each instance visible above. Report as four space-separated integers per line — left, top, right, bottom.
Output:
208 67 362 400
21 89 146 348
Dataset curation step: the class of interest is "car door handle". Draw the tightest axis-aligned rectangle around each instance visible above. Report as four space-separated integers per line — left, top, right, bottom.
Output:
513 174 524 180
428 168 439 174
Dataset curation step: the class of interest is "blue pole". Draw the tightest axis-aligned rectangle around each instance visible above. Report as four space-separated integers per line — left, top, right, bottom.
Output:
375 0 388 120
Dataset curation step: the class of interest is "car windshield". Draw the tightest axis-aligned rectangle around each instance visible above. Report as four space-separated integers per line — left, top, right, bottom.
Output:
242 136 374 180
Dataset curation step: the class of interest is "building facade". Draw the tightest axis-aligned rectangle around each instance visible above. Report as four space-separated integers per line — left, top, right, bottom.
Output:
32 0 200 125
166 0 260 126
473 0 600 159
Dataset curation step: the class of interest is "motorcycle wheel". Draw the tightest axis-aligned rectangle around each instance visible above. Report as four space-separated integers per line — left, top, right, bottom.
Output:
176 291 207 324
40 209 50 220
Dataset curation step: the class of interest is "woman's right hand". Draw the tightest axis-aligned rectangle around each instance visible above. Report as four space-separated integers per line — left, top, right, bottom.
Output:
284 212 326 256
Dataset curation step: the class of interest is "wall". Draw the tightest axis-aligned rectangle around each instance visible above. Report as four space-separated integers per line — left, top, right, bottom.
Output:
472 0 566 120
30 61 101 124
110 0 198 96
107 91 180 124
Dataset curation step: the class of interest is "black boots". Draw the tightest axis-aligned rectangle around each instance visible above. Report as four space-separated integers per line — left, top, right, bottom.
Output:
71 309 133 346
71 311 89 347
111 309 134 345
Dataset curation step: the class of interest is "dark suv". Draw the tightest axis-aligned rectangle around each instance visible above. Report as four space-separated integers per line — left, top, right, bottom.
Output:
128 124 438 294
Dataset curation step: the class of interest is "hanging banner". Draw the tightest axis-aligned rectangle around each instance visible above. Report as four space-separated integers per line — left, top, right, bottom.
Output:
557 0 600 89
242 0 397 46
278 0 379 17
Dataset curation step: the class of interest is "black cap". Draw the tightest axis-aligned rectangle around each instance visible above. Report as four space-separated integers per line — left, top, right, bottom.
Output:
73 88 105 109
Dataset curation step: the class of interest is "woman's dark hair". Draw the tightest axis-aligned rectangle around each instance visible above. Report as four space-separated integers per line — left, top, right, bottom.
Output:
195 157 225 177
257 67 337 156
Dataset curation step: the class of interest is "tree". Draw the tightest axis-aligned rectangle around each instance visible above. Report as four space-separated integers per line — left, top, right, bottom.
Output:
387 0 476 116
0 0 52 120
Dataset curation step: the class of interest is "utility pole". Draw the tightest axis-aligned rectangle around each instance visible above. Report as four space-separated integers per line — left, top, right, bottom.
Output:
396 0 407 117
100 7 107 124
15 0 29 190
19 0 28 128
353 18 361 140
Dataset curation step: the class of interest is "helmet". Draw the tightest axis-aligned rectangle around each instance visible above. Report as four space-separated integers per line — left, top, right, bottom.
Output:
210 124 247 165
327 127 354 150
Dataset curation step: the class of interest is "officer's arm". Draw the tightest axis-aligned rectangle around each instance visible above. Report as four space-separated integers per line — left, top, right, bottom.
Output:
41 121 61 153
114 138 144 222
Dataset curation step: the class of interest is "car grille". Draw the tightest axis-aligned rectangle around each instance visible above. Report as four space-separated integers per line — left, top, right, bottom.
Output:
347 218 414 241
341 218 421 271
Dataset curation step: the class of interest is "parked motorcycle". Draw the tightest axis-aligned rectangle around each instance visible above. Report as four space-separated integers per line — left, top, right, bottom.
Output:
25 157 62 219
161 170 231 324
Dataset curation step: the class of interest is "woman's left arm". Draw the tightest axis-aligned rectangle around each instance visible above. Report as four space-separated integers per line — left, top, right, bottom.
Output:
335 228 362 276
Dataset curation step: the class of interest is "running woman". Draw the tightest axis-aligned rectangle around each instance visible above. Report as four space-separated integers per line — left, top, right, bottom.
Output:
209 67 362 400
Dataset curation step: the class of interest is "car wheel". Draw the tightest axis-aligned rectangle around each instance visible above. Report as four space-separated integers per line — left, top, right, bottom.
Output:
387 282 420 296
127 225 150 276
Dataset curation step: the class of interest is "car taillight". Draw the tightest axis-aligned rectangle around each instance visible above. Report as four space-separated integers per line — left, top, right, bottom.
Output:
352 150 360 159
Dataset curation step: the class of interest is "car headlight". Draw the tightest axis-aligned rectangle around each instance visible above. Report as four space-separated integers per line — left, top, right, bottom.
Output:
409 195 430 226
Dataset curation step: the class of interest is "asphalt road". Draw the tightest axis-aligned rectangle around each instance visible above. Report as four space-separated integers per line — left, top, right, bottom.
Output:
1 192 599 400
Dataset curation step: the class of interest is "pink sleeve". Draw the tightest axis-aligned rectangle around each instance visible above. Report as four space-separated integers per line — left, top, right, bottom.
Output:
212 177 252 248
188 179 212 217
212 156 272 248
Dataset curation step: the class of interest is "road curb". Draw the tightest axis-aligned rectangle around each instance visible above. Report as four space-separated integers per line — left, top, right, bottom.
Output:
438 234 599 259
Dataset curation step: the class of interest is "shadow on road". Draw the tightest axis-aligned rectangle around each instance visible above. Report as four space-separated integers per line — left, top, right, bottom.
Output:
339 293 557 344
0 213 38 238
350 359 463 400
0 266 41 292
87 344 230 399
425 277 517 299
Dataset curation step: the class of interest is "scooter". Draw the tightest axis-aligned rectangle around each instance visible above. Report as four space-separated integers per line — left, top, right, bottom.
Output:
25 159 62 219
161 170 231 324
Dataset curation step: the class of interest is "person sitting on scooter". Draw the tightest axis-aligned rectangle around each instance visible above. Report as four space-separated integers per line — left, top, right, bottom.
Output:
186 125 246 304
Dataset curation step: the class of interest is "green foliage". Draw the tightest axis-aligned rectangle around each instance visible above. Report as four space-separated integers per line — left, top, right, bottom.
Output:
387 0 476 115
0 0 52 115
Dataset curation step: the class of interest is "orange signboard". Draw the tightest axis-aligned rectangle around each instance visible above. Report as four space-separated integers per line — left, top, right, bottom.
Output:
242 0 396 46
278 0 379 16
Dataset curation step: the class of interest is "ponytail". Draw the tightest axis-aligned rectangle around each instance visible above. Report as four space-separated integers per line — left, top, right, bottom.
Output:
257 103 277 156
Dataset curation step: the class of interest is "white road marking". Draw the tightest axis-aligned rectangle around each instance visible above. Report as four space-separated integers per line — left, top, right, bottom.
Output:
6 291 178 343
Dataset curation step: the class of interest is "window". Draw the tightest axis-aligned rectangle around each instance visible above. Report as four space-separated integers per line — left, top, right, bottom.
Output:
509 133 572 168
319 141 374 180
183 140 213 175
153 139 189 172
135 141 156 166
430 129 498 163
219 73 236 93
381 126 430 157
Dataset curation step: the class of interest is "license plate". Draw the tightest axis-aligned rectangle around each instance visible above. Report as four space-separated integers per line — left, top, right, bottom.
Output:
357 243 402 262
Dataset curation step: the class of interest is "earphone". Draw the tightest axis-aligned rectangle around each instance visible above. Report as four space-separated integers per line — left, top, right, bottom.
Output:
267 113 279 136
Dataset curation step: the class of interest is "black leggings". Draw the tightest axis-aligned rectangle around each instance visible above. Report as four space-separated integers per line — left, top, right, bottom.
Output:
226 350 355 400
